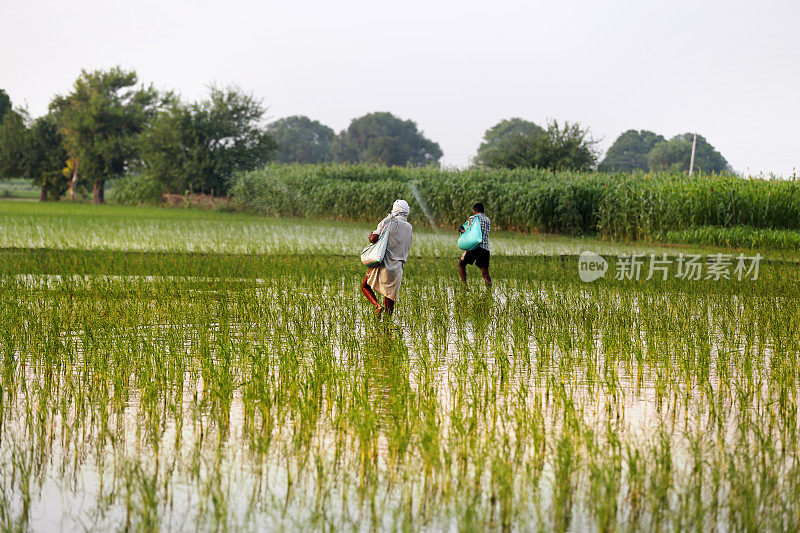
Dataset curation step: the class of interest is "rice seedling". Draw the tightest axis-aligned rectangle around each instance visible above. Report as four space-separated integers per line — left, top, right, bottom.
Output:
4 200 759 259
1 202 799 530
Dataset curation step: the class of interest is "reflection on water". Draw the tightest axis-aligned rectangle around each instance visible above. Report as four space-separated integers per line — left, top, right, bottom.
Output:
1 275 799 531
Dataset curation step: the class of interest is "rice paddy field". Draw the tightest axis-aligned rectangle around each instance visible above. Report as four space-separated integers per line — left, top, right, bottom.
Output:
2 201 800 531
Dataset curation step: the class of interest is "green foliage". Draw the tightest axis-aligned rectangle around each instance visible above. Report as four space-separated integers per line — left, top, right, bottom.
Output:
0 109 28 180
50 66 168 203
268 115 334 163
111 173 163 205
598 130 664 172
139 86 276 195
331 112 442 166
590 172 800 239
664 225 800 250
231 164 608 233
25 115 71 200
475 118 545 167
0 89 11 123
599 130 730 174
0 110 68 199
648 133 729 173
232 164 800 239
475 119 598 171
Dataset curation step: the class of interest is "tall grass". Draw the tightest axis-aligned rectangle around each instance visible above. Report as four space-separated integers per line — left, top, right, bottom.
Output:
231 164 800 240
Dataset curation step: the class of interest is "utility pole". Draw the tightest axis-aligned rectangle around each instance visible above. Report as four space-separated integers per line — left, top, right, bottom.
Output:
688 133 697 176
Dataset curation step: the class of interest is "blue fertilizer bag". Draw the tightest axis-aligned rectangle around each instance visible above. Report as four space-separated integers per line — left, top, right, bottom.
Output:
457 217 482 251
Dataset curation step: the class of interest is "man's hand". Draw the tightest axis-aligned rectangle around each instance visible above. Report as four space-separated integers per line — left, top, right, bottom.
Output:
368 233 379 244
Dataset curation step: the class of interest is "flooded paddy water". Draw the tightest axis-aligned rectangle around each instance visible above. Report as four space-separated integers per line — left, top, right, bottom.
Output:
2 256 799 531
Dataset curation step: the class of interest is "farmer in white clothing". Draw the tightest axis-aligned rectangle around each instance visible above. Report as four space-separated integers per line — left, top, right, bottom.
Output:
361 199 413 316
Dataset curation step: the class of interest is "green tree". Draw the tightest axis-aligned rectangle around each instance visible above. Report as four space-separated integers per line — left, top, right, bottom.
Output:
268 116 334 163
648 133 729 173
598 130 664 172
475 118 545 167
50 67 166 203
332 112 442 166
140 86 277 195
26 115 71 200
0 89 11 123
0 109 28 180
475 119 598 171
0 110 69 199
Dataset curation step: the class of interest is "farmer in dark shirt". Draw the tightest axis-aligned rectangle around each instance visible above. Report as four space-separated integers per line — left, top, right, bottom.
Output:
458 202 491 288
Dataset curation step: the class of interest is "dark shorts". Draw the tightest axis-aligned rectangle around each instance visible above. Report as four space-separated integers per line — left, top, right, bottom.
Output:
460 247 490 269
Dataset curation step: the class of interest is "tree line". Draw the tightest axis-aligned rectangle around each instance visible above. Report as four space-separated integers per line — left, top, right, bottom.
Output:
597 129 729 174
0 67 731 203
264 118 729 175
0 69 276 203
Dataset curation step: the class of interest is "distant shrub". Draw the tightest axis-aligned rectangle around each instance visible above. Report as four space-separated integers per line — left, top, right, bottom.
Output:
112 174 163 206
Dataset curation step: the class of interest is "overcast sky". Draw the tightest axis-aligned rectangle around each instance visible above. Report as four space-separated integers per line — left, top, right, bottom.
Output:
2 0 798 176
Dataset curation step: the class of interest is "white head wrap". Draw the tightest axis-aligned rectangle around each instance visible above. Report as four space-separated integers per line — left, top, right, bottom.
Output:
391 199 410 217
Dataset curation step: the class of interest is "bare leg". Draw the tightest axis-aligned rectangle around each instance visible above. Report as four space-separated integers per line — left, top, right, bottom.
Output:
384 297 395 315
361 276 382 315
458 259 468 286
480 267 492 287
